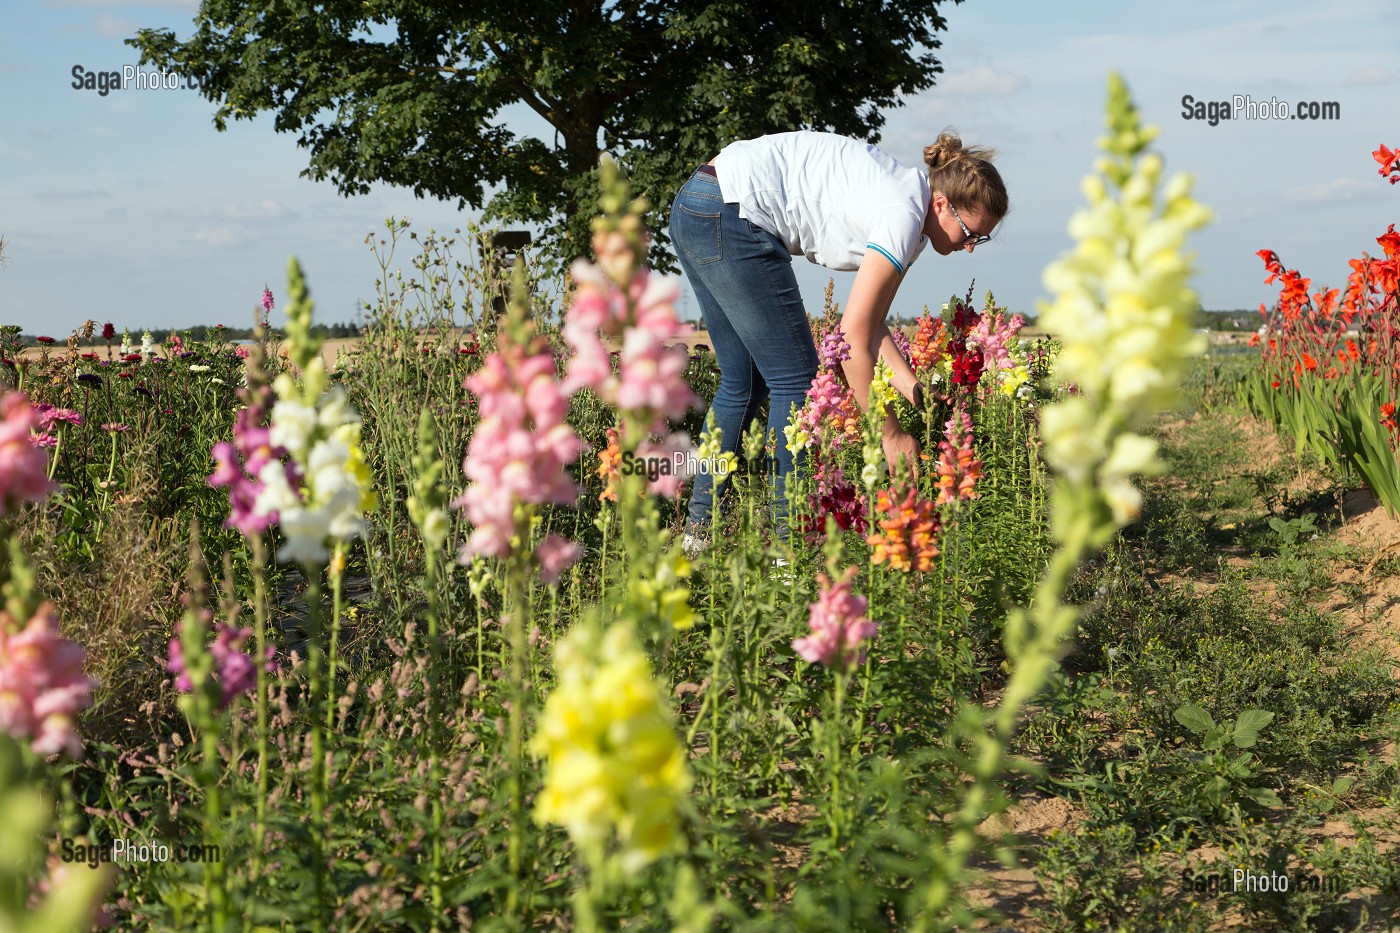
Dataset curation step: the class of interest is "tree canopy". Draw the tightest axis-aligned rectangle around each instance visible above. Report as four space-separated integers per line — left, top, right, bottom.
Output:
130 2 964 267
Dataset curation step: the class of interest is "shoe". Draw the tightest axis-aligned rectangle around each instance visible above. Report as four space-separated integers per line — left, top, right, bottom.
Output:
682 532 710 559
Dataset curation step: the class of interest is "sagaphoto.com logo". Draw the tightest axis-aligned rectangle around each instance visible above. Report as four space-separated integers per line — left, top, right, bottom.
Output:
72 64 203 97
1181 93 1340 127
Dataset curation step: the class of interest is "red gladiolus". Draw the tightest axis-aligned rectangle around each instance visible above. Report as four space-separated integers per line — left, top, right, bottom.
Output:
1374 144 1400 184
1378 224 1400 261
1301 353 1317 372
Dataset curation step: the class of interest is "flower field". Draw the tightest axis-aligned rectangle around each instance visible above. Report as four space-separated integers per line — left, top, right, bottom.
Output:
2 78 1399 932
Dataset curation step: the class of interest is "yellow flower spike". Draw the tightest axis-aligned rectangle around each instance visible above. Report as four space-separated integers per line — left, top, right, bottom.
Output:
531 618 690 873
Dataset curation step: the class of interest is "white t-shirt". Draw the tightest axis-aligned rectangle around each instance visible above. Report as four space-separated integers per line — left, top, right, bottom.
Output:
712 131 931 274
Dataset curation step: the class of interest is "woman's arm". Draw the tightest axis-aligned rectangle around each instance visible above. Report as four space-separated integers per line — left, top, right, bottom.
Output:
838 251 921 475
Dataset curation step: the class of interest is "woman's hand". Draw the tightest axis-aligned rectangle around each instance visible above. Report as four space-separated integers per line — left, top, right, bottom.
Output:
881 421 921 480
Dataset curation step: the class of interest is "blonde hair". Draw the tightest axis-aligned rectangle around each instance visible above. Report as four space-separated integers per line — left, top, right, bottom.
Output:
923 131 1008 221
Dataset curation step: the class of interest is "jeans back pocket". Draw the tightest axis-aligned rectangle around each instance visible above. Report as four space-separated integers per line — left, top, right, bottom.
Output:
674 202 723 265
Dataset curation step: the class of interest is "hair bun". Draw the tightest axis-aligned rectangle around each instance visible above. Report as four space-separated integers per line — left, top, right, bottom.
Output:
923 132 965 170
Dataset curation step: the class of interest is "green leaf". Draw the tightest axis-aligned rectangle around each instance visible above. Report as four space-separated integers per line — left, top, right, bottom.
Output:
1244 786 1281 808
1231 709 1274 748
1330 775 1355 795
1174 703 1214 735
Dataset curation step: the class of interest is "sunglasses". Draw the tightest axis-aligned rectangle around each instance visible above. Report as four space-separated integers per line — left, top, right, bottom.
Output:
948 203 993 248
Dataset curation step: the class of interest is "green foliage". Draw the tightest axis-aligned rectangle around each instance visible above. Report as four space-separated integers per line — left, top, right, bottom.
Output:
128 1 963 266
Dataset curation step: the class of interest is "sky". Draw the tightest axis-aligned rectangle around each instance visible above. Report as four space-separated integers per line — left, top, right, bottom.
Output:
2 0 1398 336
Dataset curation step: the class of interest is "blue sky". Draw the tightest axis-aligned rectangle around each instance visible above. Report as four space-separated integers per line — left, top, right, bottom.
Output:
2 0 1397 335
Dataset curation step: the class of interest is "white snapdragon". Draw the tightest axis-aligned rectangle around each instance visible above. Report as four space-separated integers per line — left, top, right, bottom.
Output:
1038 74 1210 536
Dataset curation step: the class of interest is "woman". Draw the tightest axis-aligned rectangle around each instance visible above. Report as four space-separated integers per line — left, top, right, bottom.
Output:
669 129 1008 548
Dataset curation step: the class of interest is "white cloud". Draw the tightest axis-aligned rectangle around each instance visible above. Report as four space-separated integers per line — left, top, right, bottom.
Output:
222 199 286 218
1343 66 1393 87
192 226 244 247
1283 177 1372 204
93 14 138 38
935 66 1029 98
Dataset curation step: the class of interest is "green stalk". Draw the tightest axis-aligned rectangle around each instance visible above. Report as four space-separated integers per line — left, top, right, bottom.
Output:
325 543 346 732
304 567 328 933
504 542 529 921
250 535 271 882
422 537 445 929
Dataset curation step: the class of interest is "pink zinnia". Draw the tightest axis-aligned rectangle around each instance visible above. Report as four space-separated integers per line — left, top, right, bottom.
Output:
792 567 878 672
0 393 58 516
0 603 95 758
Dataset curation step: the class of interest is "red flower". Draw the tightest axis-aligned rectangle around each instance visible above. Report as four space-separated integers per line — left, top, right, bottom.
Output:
1301 353 1318 372
1374 144 1400 183
1257 250 1283 283
101 322 116 340
122 353 142 362
1377 224 1400 262
35 336 55 345
1271 380 1281 389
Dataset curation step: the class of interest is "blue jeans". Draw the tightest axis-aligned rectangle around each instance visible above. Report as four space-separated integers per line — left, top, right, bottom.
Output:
669 168 818 538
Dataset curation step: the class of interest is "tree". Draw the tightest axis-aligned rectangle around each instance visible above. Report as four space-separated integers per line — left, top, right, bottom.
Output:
130 2 964 267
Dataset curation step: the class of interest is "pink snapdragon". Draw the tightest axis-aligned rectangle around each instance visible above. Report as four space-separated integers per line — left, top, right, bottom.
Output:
535 533 584 585
457 331 586 562
967 310 1026 373
800 372 862 451
562 257 697 436
935 408 982 505
168 615 274 710
0 603 95 758
208 382 290 535
0 393 58 516
792 568 878 672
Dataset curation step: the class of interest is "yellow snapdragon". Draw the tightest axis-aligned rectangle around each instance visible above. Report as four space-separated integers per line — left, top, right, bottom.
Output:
532 620 691 873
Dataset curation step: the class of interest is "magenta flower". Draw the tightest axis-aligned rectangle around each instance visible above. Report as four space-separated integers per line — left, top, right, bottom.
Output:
792 567 878 672
208 382 287 535
891 326 911 361
818 327 852 369
168 617 273 710
456 328 586 564
101 422 130 433
0 603 95 758
535 533 583 585
0 393 58 516
29 433 57 450
32 403 82 431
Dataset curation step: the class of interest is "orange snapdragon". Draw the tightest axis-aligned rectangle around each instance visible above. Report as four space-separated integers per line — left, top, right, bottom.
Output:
866 484 940 572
